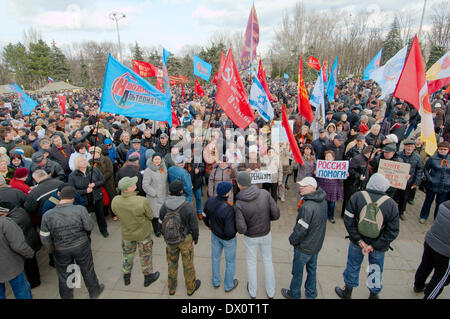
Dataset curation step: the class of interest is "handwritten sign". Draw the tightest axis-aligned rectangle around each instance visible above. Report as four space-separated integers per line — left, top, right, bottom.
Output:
250 170 272 184
378 159 411 190
316 160 349 179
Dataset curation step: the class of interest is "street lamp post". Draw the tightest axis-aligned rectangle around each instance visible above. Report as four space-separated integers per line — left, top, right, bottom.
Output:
109 12 126 63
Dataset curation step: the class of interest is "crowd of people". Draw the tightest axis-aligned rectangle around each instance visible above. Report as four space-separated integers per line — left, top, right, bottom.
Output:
0 75 449 300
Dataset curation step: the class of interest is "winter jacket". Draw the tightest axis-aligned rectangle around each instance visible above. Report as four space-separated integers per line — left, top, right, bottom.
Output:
0 186 27 210
203 195 236 241
68 167 105 203
48 144 73 173
24 178 64 227
344 153 371 191
235 185 280 238
116 164 145 196
288 188 327 255
423 153 450 194
324 141 345 161
111 191 154 241
344 189 399 252
70 129 92 148
9 178 31 195
31 158 65 181
364 132 384 148
9 158 33 185
311 137 329 160
0 216 34 282
154 141 171 157
296 156 316 182
89 155 116 203
398 150 424 186
208 164 237 202
41 190 86 216
425 201 450 257
40 203 94 252
168 166 193 202
187 162 205 190
117 142 131 166
159 195 199 243
68 151 92 172
164 152 177 169
5 207 41 252
345 144 365 161
143 160 168 218
126 145 148 170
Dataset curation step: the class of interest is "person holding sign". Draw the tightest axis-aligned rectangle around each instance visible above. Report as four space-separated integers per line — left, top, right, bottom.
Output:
315 150 345 224
260 148 283 201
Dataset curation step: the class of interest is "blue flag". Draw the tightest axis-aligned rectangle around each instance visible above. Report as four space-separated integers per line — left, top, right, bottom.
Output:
363 49 382 81
327 57 338 103
100 53 172 126
310 68 325 140
249 76 274 122
283 73 289 79
193 55 212 81
162 48 171 98
7 83 37 115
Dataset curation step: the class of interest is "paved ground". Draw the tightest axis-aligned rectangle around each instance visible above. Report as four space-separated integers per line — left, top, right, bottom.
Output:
5 180 449 299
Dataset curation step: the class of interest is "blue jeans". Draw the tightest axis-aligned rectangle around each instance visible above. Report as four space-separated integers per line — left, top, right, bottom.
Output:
289 248 318 299
194 188 202 214
419 189 448 220
343 241 385 294
327 201 336 219
244 232 276 298
211 233 237 291
0 271 32 299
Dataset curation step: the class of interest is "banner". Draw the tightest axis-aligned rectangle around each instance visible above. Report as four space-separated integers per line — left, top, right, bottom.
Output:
250 170 272 184
195 79 205 97
363 49 382 81
7 83 38 115
215 48 255 129
316 160 349 179
132 60 157 77
57 95 66 115
249 76 274 122
378 159 411 190
283 73 289 79
370 45 407 99
426 50 450 94
307 56 321 70
100 53 172 126
238 4 259 71
193 55 212 81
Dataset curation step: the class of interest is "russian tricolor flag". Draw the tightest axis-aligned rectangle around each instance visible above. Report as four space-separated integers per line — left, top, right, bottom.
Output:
48 77 54 83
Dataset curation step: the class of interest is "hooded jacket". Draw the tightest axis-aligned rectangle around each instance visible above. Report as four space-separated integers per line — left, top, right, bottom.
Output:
289 187 327 255
235 185 280 238
425 200 450 257
159 195 199 243
143 159 168 218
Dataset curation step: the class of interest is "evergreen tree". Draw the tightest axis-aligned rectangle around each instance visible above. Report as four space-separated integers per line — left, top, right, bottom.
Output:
133 42 144 61
427 44 446 70
27 39 52 88
147 49 162 69
381 17 402 64
80 54 90 87
2 42 29 86
50 41 70 82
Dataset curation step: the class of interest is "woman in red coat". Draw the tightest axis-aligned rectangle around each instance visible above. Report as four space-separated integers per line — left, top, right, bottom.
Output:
9 168 31 195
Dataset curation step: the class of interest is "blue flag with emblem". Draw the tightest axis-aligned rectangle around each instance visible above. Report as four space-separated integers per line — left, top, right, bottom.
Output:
7 83 37 115
100 53 172 126
283 73 289 79
193 54 212 81
249 76 274 122
327 56 338 103
363 49 382 81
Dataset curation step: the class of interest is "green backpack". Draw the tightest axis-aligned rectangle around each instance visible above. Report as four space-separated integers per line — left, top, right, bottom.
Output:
357 191 389 239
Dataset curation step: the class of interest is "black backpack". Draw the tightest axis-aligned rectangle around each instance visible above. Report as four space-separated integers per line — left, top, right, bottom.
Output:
161 203 186 245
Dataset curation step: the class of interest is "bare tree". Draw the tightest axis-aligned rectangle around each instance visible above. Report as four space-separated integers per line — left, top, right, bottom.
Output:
426 1 450 48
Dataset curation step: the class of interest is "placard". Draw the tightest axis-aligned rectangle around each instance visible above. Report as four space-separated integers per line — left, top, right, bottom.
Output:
378 159 411 190
250 170 272 184
316 160 349 179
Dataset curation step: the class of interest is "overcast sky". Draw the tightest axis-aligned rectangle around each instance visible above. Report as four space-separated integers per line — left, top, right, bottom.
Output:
0 0 443 56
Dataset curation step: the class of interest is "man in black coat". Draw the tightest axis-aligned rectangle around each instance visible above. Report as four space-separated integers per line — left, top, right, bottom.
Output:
116 155 145 196
336 173 399 299
154 133 171 157
0 175 27 210
48 135 74 176
324 134 345 160
311 129 328 160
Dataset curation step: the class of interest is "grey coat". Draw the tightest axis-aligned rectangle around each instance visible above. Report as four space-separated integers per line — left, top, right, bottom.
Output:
425 201 450 257
0 217 34 282
235 185 280 238
142 159 168 218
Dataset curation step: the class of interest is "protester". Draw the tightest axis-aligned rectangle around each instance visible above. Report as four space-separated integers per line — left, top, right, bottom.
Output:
167 155 193 203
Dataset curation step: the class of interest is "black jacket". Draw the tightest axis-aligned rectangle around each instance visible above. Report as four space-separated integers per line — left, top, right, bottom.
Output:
345 144 365 161
6 207 41 252
116 164 145 196
344 189 399 252
344 153 371 191
48 144 74 173
0 187 27 210
324 141 345 161
203 196 236 241
289 188 327 255
365 132 384 148
398 150 423 186
154 142 171 157
187 162 205 190
117 142 131 166
68 167 105 203
31 159 66 181
311 137 328 160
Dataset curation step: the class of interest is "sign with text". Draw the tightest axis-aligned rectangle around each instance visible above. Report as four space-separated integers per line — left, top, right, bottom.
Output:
378 159 411 190
250 170 272 184
316 160 349 179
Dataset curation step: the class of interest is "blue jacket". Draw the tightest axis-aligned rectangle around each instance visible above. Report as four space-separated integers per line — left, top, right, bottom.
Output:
423 152 450 194
168 166 193 202
203 195 236 241
126 146 148 170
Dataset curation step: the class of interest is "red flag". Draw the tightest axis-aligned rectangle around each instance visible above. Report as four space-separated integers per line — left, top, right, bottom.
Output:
282 105 304 165
180 82 185 102
297 57 314 123
171 109 180 128
307 56 321 70
257 59 276 102
132 60 157 77
322 58 328 82
238 4 259 71
57 95 66 115
212 72 219 86
393 34 437 156
218 51 225 80
215 48 255 129
195 79 205 97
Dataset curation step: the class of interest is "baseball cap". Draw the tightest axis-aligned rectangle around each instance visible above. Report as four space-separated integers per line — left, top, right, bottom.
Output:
296 177 317 188
118 176 138 191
